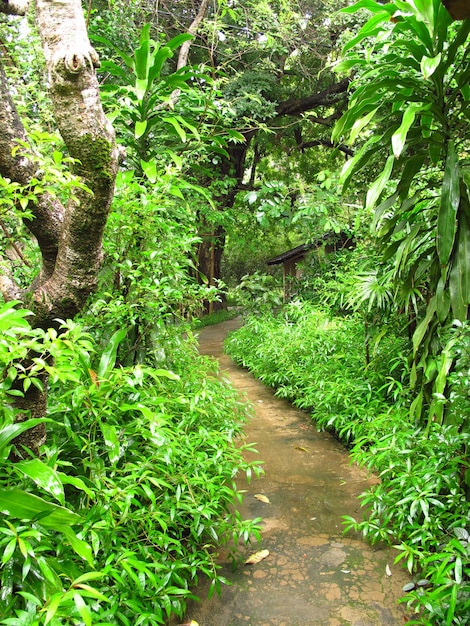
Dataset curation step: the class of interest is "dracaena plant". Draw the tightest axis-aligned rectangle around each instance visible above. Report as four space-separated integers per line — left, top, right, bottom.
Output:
333 0 470 427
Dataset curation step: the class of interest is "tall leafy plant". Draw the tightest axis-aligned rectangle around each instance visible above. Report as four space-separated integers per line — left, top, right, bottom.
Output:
333 0 470 426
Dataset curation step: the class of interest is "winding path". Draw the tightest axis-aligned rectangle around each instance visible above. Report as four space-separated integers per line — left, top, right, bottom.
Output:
176 317 410 625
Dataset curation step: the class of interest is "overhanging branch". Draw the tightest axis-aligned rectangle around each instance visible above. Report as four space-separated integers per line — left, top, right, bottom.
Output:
276 77 350 117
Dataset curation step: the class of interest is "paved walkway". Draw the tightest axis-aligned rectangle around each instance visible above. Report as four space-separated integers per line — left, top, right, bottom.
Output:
174 318 410 625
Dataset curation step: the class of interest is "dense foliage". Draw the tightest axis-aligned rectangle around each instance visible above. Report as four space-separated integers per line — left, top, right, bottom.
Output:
0 302 261 624
1 0 470 624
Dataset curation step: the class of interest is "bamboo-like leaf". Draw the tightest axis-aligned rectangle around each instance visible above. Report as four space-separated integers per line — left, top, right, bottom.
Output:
366 154 394 210
391 104 423 158
73 592 92 626
97 327 127 379
163 116 187 143
420 53 441 79
348 108 378 145
437 142 459 266
99 422 120 465
15 459 65 505
62 525 94 566
412 296 437 354
135 120 147 139
0 489 82 528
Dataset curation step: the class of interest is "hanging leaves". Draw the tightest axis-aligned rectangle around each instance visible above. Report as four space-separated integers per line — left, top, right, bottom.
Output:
437 141 459 267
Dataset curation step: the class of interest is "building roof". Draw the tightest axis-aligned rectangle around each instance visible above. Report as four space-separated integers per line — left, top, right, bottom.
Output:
266 232 355 266
266 243 312 266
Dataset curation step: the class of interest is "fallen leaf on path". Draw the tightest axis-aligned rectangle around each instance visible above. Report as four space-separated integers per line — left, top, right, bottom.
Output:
295 446 309 452
245 549 270 565
254 494 270 504
386 563 392 577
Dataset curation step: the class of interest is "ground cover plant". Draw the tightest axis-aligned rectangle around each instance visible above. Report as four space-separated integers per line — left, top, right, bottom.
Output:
225 301 470 625
0 303 261 625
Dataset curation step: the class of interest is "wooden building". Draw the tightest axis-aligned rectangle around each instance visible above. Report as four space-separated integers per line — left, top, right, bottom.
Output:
266 232 354 301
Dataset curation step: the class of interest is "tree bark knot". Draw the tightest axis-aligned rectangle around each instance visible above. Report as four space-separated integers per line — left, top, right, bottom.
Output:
55 48 99 77
63 47 100 74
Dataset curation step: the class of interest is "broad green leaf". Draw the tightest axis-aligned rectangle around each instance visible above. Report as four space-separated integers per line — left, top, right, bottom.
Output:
135 78 149 101
391 104 424 158
97 327 127 379
90 35 134 69
0 418 48 456
15 459 65 505
73 592 92 626
342 12 391 53
437 142 459 266
420 53 441 79
165 32 194 51
141 159 157 184
163 116 187 143
413 296 437 354
349 108 379 145
99 422 120 465
57 473 94 499
148 46 173 85
340 0 395 15
175 116 201 141
0 489 81 528
449 219 470 322
366 154 395 210
436 268 450 322
134 28 150 80
62 526 94 566
135 120 147 139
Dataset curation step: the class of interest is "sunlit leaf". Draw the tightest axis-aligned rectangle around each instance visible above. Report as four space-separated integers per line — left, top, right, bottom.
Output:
15 459 65 505
245 549 270 564
254 494 270 504
366 154 394 210
420 53 441 79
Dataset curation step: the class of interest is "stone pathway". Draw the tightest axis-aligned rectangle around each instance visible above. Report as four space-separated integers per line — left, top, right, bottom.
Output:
172 318 410 626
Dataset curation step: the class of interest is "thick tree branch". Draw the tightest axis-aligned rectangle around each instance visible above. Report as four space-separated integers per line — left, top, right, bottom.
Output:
297 139 353 157
276 77 350 117
177 0 210 70
28 0 118 326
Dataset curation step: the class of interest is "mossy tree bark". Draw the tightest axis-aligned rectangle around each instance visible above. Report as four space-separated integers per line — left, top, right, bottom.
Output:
0 0 118 453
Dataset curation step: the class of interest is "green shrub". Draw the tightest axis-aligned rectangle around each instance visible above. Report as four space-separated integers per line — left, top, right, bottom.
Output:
0 306 261 625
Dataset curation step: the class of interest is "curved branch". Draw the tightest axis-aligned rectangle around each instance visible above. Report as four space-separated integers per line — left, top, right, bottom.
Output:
276 77 350 117
298 139 353 157
177 0 210 70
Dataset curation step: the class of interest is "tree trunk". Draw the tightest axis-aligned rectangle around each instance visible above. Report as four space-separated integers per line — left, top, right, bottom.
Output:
0 0 118 455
